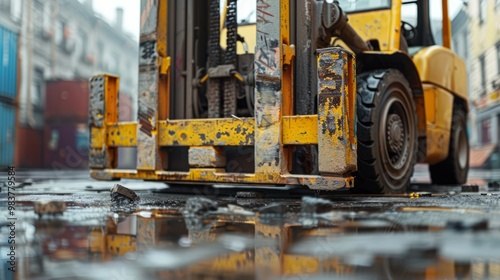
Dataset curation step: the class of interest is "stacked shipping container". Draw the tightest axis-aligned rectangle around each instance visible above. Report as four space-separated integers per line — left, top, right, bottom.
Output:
43 80 135 169
0 26 18 167
44 80 90 169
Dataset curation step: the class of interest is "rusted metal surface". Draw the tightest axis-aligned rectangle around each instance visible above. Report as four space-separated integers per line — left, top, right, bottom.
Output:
188 147 226 168
137 64 161 170
88 74 119 169
89 76 105 129
106 234 137 255
254 0 287 175
160 119 255 146
136 0 168 171
316 48 357 175
90 168 351 190
91 116 320 148
87 0 358 190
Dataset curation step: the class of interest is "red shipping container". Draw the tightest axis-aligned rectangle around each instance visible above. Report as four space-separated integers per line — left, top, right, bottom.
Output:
15 126 43 168
45 80 89 123
44 123 89 169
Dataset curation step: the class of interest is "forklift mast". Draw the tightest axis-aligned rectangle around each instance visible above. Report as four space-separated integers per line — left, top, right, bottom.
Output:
88 0 358 190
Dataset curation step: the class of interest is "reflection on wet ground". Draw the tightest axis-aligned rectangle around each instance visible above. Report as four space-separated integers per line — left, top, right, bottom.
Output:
1 181 500 279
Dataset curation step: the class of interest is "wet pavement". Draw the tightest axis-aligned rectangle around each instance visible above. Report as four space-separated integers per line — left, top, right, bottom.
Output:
1 169 500 279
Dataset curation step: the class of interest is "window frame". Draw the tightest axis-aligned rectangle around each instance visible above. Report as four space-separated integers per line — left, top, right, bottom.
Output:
0 0 11 14
480 0 487 24
479 54 487 95
497 42 500 75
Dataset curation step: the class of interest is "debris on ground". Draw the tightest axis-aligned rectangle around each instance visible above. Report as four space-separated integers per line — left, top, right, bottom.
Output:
183 197 218 216
34 201 67 217
110 184 140 213
110 183 140 203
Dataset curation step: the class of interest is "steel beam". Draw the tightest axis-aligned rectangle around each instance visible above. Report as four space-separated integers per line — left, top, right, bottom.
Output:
137 0 169 170
89 74 119 169
254 0 288 175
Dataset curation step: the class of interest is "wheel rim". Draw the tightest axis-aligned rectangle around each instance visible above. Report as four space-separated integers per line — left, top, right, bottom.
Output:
456 125 468 169
378 87 416 190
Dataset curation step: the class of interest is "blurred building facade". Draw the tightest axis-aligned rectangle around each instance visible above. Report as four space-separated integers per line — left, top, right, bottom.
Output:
0 0 138 168
468 0 500 168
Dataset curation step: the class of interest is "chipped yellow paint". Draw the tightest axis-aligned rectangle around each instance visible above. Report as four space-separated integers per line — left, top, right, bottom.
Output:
106 234 136 255
90 168 352 190
90 0 358 191
90 127 106 149
159 118 255 146
282 116 317 144
283 255 319 275
91 116 320 148
89 74 119 169
156 0 168 57
316 49 357 175
208 252 254 272
348 9 395 51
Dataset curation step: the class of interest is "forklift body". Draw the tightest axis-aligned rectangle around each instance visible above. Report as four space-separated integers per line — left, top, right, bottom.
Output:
88 0 469 193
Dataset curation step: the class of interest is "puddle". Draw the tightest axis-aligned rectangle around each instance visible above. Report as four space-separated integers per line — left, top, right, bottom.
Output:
3 198 500 280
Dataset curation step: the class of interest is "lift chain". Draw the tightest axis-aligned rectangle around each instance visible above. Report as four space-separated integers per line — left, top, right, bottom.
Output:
225 0 237 65
223 0 238 117
209 0 221 68
208 0 221 118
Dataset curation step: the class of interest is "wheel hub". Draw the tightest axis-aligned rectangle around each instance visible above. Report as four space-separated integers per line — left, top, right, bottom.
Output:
387 114 404 155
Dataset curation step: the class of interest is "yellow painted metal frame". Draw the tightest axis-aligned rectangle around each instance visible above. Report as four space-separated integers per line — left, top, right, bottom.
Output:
89 0 356 190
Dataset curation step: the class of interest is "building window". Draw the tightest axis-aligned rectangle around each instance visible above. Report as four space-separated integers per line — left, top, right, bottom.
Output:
480 54 487 95
78 29 88 61
480 0 487 24
481 119 491 145
97 41 105 69
497 43 500 75
31 68 44 109
0 0 11 14
33 1 44 36
463 31 469 59
55 18 67 46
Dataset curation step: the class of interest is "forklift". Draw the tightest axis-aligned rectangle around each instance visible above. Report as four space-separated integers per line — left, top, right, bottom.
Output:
88 0 469 193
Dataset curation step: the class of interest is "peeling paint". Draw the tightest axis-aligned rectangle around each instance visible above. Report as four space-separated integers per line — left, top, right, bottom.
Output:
317 48 357 176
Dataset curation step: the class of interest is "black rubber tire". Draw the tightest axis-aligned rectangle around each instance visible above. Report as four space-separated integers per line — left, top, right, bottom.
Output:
429 105 469 185
355 69 418 194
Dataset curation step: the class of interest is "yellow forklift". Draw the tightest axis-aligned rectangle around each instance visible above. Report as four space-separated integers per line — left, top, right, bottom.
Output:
89 0 469 193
